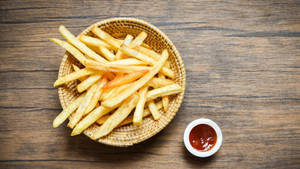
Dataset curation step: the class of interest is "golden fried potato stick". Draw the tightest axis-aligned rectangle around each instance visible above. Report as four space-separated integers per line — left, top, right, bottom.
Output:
116 34 133 60
96 101 163 126
71 105 113 136
147 84 182 101
72 64 87 82
148 100 161 120
79 35 112 49
103 70 148 89
159 74 169 112
102 50 168 108
147 77 174 88
77 74 102 93
53 93 86 128
59 25 108 63
84 59 151 73
53 68 96 87
92 26 121 49
68 80 102 128
133 86 148 125
99 46 116 61
108 58 147 66
49 38 87 65
92 94 139 139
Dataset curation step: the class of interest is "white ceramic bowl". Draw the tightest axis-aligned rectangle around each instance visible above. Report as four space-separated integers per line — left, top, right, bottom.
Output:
183 118 223 157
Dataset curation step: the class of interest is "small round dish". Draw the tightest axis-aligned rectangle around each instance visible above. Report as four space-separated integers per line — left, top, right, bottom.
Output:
183 118 222 157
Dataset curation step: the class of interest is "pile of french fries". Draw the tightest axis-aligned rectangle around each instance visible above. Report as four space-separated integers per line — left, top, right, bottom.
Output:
51 25 182 140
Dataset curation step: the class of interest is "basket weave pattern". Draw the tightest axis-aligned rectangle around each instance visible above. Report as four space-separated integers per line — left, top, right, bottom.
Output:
57 18 186 147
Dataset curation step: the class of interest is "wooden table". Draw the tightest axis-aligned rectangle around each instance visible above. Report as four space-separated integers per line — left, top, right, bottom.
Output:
1 0 299 168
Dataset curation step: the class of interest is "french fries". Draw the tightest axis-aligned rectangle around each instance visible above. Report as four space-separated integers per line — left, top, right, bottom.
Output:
108 58 147 66
53 68 95 87
147 84 182 101
120 45 156 65
59 25 108 63
99 46 116 61
68 80 103 128
79 35 112 49
77 74 102 93
72 64 87 81
133 86 148 125
148 100 161 120
91 94 139 139
96 101 163 126
53 93 86 128
92 26 121 49
51 25 183 139
102 50 169 108
50 38 87 65
103 70 148 89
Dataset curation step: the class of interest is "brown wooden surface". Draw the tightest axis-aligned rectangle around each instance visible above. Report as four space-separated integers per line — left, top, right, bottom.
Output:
0 0 300 168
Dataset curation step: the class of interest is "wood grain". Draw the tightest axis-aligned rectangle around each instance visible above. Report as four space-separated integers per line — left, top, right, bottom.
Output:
0 0 300 168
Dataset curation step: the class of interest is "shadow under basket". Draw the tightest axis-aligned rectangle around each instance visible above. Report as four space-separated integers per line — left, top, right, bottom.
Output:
57 18 186 147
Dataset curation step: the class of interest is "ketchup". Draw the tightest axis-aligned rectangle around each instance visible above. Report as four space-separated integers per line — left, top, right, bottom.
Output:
189 124 217 151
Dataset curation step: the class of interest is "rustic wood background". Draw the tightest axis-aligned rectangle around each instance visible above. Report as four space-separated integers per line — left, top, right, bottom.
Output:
0 0 299 168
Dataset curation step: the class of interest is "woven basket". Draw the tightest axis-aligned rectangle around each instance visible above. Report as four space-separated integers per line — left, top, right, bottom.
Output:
57 18 186 147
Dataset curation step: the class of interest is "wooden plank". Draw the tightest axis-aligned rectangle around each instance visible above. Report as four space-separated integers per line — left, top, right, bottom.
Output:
0 0 300 168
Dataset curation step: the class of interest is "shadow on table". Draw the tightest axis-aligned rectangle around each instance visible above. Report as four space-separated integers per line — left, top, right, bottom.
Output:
64 125 168 163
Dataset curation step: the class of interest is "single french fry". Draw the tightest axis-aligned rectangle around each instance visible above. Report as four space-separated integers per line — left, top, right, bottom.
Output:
99 46 115 61
77 74 102 93
148 100 161 120
79 35 112 49
161 67 175 79
67 80 102 128
53 68 95 87
130 31 147 47
147 77 174 88
53 93 86 128
120 45 156 65
71 105 113 136
59 25 108 63
72 64 87 82
103 70 148 89
162 96 169 112
147 84 182 101
49 38 87 65
116 34 133 60
96 101 163 126
92 26 121 49
84 59 151 73
108 58 147 66
92 94 139 139
102 50 169 108
133 86 148 125
158 74 169 112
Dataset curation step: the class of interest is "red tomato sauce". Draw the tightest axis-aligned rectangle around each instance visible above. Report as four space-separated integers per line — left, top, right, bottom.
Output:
189 124 217 151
